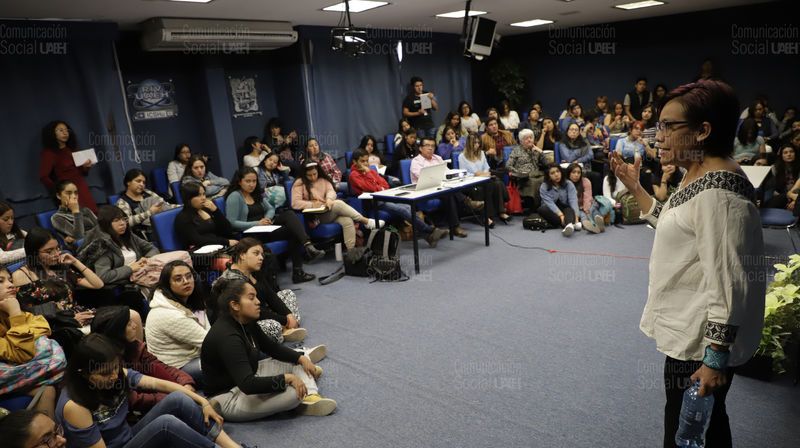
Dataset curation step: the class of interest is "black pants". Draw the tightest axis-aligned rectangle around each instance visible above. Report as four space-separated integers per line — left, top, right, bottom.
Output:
255 210 309 270
76 287 149 322
467 178 507 218
431 194 463 229
763 193 788 209
663 356 735 448
537 201 575 229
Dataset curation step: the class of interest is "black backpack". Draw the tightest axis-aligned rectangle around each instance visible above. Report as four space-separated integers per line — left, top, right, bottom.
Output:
319 226 407 284
523 214 551 231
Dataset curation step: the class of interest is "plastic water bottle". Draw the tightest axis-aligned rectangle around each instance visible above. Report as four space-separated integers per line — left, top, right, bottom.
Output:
675 381 714 447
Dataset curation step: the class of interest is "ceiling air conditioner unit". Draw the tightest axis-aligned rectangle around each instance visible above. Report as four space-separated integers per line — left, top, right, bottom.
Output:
141 18 298 52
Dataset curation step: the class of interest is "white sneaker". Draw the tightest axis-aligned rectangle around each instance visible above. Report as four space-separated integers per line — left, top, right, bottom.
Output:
562 223 574 237
594 215 606 233
365 219 385 230
574 221 583 231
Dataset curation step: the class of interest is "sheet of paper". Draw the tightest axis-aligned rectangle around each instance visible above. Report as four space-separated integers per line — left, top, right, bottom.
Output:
193 244 223 254
419 94 432 110
303 206 328 214
244 225 282 233
377 165 387 176
358 192 373 200
72 148 98 167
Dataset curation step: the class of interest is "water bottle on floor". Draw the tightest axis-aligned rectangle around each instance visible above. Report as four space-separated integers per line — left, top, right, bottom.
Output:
675 381 714 447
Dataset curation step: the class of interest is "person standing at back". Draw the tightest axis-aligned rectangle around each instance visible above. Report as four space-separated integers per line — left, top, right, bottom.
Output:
624 77 653 122
402 76 438 139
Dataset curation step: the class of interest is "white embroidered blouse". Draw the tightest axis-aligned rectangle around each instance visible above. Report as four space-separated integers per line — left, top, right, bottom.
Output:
639 170 766 366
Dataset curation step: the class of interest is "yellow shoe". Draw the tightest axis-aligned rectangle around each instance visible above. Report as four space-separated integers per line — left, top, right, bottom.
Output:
314 365 323 377
299 394 337 416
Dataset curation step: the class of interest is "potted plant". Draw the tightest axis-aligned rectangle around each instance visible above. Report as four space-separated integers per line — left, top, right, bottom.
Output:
738 255 800 381
488 60 525 110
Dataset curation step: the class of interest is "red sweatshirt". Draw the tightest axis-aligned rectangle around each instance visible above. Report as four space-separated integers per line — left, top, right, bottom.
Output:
348 164 389 196
124 341 195 412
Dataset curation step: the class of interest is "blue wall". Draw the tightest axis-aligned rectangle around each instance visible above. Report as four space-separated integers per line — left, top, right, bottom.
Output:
473 0 800 119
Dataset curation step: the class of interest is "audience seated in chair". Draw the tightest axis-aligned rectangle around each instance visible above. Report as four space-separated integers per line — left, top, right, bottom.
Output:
292 162 380 251
349 149 449 247
499 100 520 131
458 135 511 226
242 135 270 168
91 305 196 413
393 118 412 148
51 180 97 248
0 267 57 418
623 77 653 121
590 95 610 126
392 128 419 178
436 112 468 144
12 227 104 355
357 134 400 187
733 118 768 165
538 164 580 237
57 333 243 448
116 169 179 242
480 117 515 172
299 138 346 193
167 143 194 185
652 164 683 202
181 155 230 200
560 103 586 133
606 102 630 134
411 137 469 237
520 106 542 140
536 117 560 154
458 101 481 135
257 152 291 210
558 97 578 121
201 278 335 421
0 201 27 265
763 145 800 210
146 260 210 386
225 167 323 283
214 238 309 343
560 123 594 172
174 183 239 250
507 129 548 214
479 107 503 133
437 126 466 161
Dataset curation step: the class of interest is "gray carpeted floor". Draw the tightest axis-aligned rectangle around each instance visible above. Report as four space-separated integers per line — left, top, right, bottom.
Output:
224 222 800 448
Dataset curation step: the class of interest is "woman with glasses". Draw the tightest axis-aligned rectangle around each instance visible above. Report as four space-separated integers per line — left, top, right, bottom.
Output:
146 261 211 385
611 80 765 448
11 227 104 356
0 409 67 448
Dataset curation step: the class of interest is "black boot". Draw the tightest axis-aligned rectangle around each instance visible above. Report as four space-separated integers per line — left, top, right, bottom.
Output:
292 268 316 284
304 242 326 264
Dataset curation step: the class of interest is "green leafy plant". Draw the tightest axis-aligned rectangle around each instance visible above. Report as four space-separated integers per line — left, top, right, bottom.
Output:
756 254 800 373
488 60 526 109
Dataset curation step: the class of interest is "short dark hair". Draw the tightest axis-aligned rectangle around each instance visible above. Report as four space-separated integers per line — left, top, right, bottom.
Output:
123 168 146 190
420 136 436 147
54 179 77 197
244 136 260 150
352 148 369 163
410 76 423 86
636 76 648 84
663 79 740 158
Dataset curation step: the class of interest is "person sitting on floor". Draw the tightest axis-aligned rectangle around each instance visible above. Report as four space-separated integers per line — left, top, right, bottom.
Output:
225 167 323 284
458 136 511 226
146 260 211 386
538 164 580 237
50 180 97 248
12 227 104 355
567 163 605 234
91 306 196 413
181 155 230 199
201 278 334 421
349 149 449 246
57 333 244 448
0 409 67 448
214 238 309 343
291 162 381 251
763 145 800 210
116 169 179 241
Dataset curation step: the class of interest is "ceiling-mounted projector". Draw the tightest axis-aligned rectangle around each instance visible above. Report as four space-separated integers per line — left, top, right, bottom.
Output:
331 27 367 57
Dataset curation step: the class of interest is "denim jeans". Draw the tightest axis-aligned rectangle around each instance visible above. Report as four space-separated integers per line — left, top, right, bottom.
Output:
180 358 204 388
578 202 602 222
126 392 219 448
379 201 433 235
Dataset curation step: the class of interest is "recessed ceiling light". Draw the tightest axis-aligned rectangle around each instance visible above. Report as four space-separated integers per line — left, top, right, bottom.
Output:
322 1 389 13
510 19 554 28
435 10 488 19
614 1 666 10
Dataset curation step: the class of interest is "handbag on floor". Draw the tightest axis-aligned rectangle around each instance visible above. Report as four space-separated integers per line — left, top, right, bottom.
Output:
505 182 524 215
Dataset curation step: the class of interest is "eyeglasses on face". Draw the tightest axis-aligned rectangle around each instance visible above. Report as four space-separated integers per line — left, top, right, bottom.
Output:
655 120 690 133
170 273 194 284
33 423 64 448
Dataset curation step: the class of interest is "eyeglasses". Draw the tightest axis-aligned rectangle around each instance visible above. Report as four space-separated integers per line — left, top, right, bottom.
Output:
655 120 691 133
171 273 194 284
33 423 64 448
39 246 61 256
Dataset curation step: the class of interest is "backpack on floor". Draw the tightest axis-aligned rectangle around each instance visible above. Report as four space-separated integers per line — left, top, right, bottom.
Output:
366 227 407 282
618 193 645 224
523 214 551 231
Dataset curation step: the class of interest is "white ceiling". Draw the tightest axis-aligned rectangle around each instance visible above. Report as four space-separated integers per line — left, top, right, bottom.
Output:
0 0 775 36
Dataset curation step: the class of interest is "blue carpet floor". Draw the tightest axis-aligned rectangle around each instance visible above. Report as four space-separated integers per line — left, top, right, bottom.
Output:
224 222 800 448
